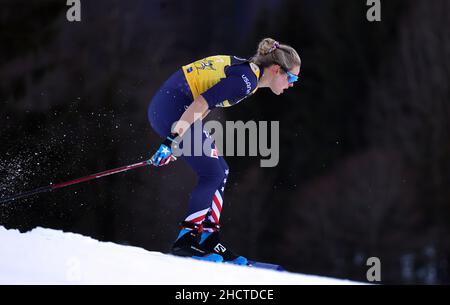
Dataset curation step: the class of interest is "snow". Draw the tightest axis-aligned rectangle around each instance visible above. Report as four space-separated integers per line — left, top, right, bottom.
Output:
0 226 361 285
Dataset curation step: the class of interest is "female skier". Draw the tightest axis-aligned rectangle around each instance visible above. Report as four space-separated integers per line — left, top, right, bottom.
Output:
148 38 301 265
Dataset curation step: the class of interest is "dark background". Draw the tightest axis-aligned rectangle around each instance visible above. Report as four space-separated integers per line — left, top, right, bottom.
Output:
1 0 449 284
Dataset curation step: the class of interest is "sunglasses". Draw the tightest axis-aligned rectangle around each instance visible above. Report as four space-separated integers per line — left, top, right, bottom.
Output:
286 71 299 84
279 65 299 84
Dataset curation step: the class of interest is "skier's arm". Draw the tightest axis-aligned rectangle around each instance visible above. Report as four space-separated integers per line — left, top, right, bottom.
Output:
171 64 256 138
150 95 208 166
171 95 209 137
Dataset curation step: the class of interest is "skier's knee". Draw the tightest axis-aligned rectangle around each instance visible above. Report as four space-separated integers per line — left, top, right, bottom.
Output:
213 170 227 187
221 160 229 178
209 167 228 187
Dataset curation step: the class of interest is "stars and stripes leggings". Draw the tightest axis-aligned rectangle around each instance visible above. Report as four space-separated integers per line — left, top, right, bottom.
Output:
147 69 228 227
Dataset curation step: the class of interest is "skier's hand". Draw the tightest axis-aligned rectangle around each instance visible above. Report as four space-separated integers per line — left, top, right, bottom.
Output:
150 133 179 166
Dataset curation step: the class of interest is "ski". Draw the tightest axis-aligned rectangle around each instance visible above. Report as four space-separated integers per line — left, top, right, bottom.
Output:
167 253 285 271
247 260 285 271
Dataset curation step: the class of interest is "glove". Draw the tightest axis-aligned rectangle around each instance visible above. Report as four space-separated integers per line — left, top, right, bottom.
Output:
150 133 179 166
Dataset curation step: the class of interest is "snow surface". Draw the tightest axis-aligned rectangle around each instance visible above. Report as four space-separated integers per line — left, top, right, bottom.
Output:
0 226 361 285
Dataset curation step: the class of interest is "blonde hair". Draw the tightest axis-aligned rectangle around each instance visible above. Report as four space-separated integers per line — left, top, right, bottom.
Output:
250 38 301 71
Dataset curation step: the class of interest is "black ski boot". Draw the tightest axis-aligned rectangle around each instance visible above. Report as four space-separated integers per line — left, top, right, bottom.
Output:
198 221 248 265
171 221 223 262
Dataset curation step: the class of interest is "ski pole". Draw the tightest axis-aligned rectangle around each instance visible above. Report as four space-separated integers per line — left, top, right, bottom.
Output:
0 159 156 204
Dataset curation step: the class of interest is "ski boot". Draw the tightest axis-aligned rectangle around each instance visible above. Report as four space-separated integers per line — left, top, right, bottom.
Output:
171 221 223 262
199 221 248 265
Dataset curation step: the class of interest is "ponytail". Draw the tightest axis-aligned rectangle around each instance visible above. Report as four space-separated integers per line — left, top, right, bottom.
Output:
250 38 301 71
